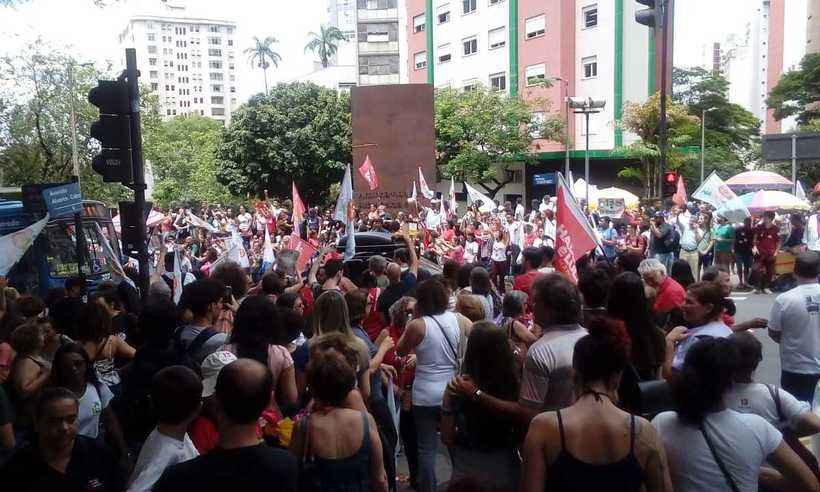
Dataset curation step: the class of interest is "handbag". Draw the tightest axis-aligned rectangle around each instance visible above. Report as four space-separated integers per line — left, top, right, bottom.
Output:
620 365 673 419
297 416 323 492
700 422 740 492
766 385 820 479
429 315 462 372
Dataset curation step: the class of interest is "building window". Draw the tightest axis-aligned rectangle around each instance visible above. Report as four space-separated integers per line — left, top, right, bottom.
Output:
489 0 503 5
505 169 523 183
462 0 476 15
147 33 156 41
437 4 450 23
212 107 225 116
208 37 221 45
211 96 224 105
212 84 223 92
150 82 158 91
414 51 427 70
462 36 477 56
209 25 219 33
367 31 390 42
210 72 224 81
438 44 451 63
149 58 157 66
525 15 546 39
227 39 233 46
525 64 546 85
150 71 158 78
583 4 598 28
147 45 157 54
147 22 154 30
488 26 505 49
463 79 479 91
413 14 425 33
208 49 222 57
582 55 598 78
209 60 223 69
489 72 506 91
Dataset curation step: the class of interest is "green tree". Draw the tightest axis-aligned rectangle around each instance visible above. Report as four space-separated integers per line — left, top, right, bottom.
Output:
766 53 820 126
244 36 282 93
143 116 237 208
616 92 700 198
304 25 347 69
435 86 563 197
217 82 351 204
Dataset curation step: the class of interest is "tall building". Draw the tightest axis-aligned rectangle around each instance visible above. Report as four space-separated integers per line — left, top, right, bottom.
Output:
358 0 406 85
290 0 358 91
406 0 658 201
118 1 239 124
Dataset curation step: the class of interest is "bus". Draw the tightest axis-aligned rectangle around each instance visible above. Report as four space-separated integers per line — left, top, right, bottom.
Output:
0 198 122 297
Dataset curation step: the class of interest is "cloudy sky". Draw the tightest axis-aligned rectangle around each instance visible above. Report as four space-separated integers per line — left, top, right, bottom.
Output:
0 0 780 104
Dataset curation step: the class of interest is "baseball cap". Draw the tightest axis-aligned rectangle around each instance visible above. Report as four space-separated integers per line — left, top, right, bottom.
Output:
200 350 238 398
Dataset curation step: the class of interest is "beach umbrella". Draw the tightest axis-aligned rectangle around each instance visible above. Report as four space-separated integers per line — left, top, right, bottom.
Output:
725 170 792 191
737 190 810 213
596 187 640 207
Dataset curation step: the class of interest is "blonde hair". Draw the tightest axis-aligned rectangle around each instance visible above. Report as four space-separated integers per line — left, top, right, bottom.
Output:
310 291 370 373
456 294 486 323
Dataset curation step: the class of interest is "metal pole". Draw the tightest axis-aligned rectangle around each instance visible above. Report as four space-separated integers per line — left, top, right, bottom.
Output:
700 109 706 185
791 133 797 195
658 0 669 199
125 49 149 301
564 82 570 179
585 111 590 206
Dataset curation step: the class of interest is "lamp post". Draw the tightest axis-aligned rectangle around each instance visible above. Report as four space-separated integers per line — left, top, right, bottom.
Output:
568 96 606 207
551 77 571 179
700 107 716 185
68 61 94 179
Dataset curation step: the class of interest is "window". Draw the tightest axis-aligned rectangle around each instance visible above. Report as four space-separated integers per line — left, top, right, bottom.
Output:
209 26 219 33
147 33 156 41
462 0 476 14
367 31 389 42
210 72 224 81
437 4 450 23
488 27 506 49
209 60 223 69
230 86 236 93
582 55 598 78
438 44 451 63
414 51 427 70
212 84 223 92
147 45 157 54
463 79 479 91
489 0 503 5
166 109 171 116
525 64 546 85
227 39 233 46
413 14 425 33
462 36 477 56
149 58 157 66
525 15 546 39
211 108 225 116
147 22 154 30
150 71 158 79
211 96 224 105
208 37 221 45
229 63 235 70
208 49 222 57
490 72 506 91
583 5 598 28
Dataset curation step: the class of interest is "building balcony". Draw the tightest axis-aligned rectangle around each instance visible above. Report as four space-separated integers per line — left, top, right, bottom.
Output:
358 41 399 54
358 8 398 21
359 73 400 85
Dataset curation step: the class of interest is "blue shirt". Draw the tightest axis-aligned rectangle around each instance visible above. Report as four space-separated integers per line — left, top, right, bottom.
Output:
600 227 618 257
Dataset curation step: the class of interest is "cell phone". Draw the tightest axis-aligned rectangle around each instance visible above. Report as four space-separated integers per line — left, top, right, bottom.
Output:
223 286 233 304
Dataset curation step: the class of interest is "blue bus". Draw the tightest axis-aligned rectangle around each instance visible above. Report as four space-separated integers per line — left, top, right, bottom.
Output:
0 198 121 297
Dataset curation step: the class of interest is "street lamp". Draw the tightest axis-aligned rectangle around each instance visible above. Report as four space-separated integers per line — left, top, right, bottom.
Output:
68 61 95 179
700 107 716 185
568 96 606 206
551 77 571 179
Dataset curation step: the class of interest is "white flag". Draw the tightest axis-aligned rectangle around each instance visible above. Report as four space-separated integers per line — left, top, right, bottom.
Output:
262 227 275 265
334 165 356 261
796 181 807 200
229 231 250 268
172 246 183 304
418 167 435 199
692 171 749 223
0 215 49 276
94 223 134 289
410 181 417 201
449 177 457 215
187 212 218 232
463 182 496 213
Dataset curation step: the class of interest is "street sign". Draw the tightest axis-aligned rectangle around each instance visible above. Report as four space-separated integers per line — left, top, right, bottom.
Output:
762 132 820 161
533 173 556 185
41 182 83 218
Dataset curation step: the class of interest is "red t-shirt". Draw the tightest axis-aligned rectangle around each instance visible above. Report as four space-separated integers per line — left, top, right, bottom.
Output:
513 270 542 311
754 223 780 256
442 229 455 242
653 276 685 315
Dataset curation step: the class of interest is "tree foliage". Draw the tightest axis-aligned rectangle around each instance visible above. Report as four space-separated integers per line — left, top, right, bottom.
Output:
767 53 820 126
304 25 347 69
143 116 237 208
216 82 351 204
244 36 282 93
435 86 563 197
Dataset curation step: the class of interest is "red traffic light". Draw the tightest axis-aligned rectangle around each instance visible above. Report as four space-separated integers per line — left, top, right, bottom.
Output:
664 171 678 183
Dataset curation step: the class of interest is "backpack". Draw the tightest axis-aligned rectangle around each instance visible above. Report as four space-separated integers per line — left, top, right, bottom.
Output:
173 326 219 375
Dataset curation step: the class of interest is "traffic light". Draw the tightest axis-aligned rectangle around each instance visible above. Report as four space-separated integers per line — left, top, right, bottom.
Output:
89 80 133 184
662 170 678 198
635 0 660 28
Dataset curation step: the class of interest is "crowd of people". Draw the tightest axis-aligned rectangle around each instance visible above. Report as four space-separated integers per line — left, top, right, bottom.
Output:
0 192 819 492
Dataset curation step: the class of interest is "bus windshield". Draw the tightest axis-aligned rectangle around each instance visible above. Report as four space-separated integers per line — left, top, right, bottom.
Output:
44 220 118 278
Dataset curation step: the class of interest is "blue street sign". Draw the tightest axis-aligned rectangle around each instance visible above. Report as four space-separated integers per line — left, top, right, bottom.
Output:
41 182 83 218
533 173 555 185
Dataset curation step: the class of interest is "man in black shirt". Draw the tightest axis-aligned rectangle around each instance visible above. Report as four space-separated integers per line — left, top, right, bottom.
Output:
649 212 674 273
0 387 125 492
153 358 297 492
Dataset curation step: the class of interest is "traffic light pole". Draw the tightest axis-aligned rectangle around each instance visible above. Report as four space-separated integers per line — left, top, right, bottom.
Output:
657 0 668 200
124 49 150 300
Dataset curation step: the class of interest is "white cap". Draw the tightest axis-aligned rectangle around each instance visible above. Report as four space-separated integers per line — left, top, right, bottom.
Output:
200 350 238 397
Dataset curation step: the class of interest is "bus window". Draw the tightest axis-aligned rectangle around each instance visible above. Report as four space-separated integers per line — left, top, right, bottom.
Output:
44 221 113 278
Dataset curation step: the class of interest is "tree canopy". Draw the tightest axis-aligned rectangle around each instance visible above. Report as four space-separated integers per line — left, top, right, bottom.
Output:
216 82 351 205
435 86 563 197
304 25 347 69
766 53 820 127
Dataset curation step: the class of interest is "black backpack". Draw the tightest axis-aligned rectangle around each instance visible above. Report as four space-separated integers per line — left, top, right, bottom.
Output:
173 326 219 375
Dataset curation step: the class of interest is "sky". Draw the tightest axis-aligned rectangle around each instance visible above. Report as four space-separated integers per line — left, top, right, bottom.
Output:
0 0 790 104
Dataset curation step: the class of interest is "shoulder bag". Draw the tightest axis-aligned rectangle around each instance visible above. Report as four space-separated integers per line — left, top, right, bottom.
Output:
700 421 740 492
766 384 820 479
428 315 461 372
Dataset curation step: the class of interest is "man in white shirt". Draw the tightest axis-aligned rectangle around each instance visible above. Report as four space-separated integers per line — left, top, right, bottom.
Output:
128 366 202 492
769 251 820 403
806 207 820 253
514 198 525 221
538 195 552 213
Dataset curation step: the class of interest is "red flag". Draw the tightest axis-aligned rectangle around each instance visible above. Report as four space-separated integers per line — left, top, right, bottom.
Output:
672 175 687 206
292 182 306 228
554 174 600 283
358 155 379 191
290 234 318 274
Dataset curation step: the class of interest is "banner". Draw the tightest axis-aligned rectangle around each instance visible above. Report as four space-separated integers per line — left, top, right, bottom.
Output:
409 181 417 201
448 177 457 215
418 167 435 199
172 246 183 304
597 198 626 219
692 171 750 223
358 155 379 191
334 164 356 261
672 175 687 207
290 234 319 274
554 173 600 283
260 226 275 275
0 215 49 276
463 182 496 213
187 211 218 232
229 231 250 268
292 182 306 230
94 223 134 288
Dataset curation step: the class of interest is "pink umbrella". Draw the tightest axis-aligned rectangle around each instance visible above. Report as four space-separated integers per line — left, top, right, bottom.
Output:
725 170 792 191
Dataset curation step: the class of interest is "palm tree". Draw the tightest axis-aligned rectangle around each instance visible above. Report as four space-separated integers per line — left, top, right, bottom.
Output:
304 25 347 69
244 36 282 93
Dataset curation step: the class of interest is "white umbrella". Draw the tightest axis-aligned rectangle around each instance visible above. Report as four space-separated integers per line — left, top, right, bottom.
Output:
573 179 599 205
596 187 640 207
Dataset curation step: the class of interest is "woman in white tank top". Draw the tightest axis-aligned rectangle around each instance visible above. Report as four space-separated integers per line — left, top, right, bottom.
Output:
397 279 470 492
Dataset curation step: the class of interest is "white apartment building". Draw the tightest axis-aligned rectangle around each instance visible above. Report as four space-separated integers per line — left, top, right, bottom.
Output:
118 3 239 125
